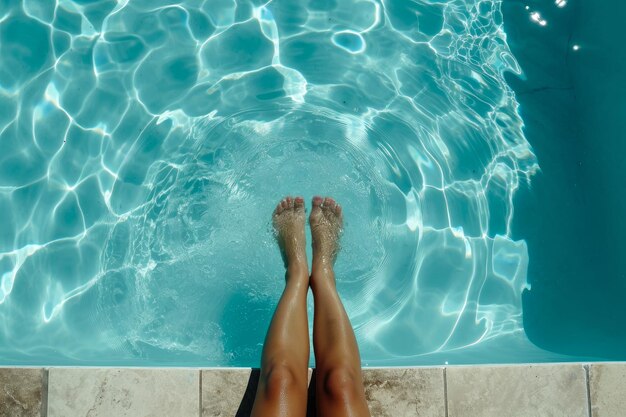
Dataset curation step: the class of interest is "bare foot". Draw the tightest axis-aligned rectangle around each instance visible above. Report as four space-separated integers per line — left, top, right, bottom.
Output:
273 196 308 271
309 196 343 269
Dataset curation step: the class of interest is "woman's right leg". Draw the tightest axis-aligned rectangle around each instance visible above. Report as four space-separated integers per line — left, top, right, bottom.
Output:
309 197 371 417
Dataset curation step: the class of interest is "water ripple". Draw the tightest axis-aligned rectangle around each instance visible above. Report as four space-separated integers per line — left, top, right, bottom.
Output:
0 0 541 365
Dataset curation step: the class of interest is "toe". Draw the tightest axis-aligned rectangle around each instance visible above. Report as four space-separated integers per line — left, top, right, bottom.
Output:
280 198 288 210
294 196 305 211
334 204 342 216
275 201 284 214
286 196 294 209
310 196 323 222
323 197 336 210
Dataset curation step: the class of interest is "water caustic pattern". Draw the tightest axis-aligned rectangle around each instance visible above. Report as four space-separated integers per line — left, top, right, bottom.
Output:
0 0 540 365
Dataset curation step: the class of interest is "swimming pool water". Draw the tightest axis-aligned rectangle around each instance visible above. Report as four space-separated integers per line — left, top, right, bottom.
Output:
504 0 626 361
0 0 610 366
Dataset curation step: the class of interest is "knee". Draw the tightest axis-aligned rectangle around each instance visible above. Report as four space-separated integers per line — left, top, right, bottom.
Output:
261 363 300 399
322 367 361 401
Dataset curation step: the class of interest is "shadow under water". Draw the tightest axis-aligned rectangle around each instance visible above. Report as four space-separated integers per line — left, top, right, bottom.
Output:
504 1 626 360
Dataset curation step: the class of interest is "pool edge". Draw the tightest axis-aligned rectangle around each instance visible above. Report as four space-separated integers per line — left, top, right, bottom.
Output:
1 362 625 416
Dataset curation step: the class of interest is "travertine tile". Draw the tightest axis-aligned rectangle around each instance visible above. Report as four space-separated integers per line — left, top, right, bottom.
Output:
363 368 445 417
447 364 587 417
201 368 314 416
201 367 444 416
201 369 255 417
0 368 44 417
47 368 198 417
590 363 626 417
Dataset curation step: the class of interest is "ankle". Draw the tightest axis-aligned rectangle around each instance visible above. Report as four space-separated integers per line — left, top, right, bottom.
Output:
312 257 334 273
310 262 336 289
287 262 309 278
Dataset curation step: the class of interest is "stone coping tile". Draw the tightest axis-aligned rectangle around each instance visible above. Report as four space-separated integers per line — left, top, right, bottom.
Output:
446 364 588 417
201 369 256 417
590 363 626 417
47 368 199 417
201 367 444 417
363 368 445 417
0 368 44 417
2 363 625 417
201 368 314 416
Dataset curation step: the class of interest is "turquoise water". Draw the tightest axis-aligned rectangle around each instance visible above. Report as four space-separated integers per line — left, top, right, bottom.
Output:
504 1 626 360
0 0 601 366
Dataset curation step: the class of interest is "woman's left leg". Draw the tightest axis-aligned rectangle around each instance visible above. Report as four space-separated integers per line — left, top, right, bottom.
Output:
250 196 310 417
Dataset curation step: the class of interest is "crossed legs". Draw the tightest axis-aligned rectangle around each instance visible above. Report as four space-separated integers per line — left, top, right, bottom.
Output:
250 196 370 417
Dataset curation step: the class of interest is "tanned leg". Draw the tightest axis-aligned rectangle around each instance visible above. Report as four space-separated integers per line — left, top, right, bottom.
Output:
250 196 310 417
310 196 371 417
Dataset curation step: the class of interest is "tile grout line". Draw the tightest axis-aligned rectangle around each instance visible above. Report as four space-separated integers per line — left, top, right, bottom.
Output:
41 368 49 417
198 370 202 417
584 364 592 417
443 367 449 417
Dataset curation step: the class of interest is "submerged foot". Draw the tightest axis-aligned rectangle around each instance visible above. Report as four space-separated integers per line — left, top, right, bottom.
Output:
273 196 307 270
309 196 343 268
